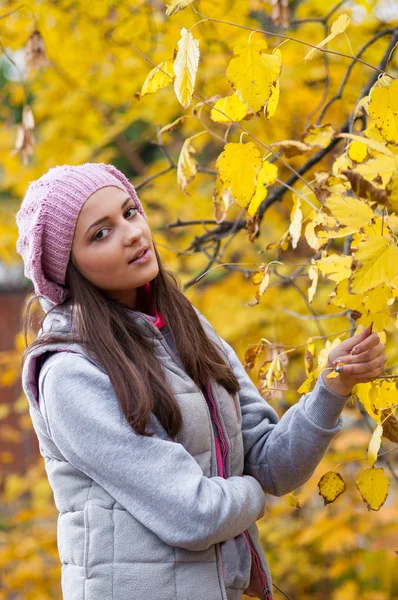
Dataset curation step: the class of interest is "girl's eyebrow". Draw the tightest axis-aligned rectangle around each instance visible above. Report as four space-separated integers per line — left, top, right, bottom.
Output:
85 196 132 236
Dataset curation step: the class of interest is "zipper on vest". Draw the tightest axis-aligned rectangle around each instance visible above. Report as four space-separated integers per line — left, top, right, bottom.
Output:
205 381 273 600
205 381 228 478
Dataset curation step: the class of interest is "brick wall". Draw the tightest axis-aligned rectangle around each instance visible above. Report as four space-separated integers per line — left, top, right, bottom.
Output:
0 289 40 486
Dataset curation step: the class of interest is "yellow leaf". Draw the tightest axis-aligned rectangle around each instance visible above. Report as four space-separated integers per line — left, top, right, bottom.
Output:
347 141 368 163
356 466 389 511
210 93 249 123
226 39 282 113
324 193 374 232
177 137 198 193
216 142 262 209
297 369 319 393
264 80 279 119
316 253 352 282
350 235 398 293
386 171 398 212
289 195 302 249
264 48 281 119
247 161 278 217
302 124 335 148
337 132 395 158
368 423 383 467
212 176 234 223
326 370 340 379
304 14 351 61
165 0 194 16
308 264 318 304
174 27 200 109
355 156 397 186
368 79 398 144
318 471 346 505
140 59 175 97
160 116 187 135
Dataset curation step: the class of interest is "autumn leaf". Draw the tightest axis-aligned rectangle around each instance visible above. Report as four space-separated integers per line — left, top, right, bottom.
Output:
212 176 234 223
342 170 388 206
337 132 395 158
264 80 280 119
271 140 313 158
177 137 198 193
302 124 335 148
316 253 352 282
174 27 200 109
264 48 282 118
350 235 398 294
210 93 249 123
308 264 318 304
140 59 175 96
226 38 282 113
367 423 383 467
247 161 278 217
347 140 368 163
215 142 262 209
368 79 398 144
318 471 346 505
356 467 389 511
304 14 351 61
381 408 398 442
324 193 374 232
165 0 194 16
289 195 302 249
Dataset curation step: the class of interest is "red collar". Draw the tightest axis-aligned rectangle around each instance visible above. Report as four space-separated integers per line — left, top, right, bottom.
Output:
137 282 165 329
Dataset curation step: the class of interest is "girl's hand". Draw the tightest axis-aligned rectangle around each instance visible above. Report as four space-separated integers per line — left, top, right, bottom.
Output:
324 324 387 396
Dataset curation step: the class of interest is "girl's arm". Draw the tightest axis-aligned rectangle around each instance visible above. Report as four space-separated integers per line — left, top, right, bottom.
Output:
197 312 351 497
39 352 265 552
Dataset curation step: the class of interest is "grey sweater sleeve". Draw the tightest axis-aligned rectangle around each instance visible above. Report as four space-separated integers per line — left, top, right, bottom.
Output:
218 335 351 497
38 352 265 552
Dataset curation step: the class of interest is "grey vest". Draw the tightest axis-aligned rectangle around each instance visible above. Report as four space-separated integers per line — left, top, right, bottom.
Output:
21 298 274 600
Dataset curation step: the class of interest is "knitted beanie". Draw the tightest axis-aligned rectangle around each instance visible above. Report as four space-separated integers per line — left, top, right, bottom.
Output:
15 162 148 305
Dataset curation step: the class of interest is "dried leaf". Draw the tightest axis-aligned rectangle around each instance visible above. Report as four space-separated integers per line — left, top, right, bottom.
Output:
177 137 198 193
318 471 346 505
381 408 398 442
342 170 388 206
356 467 389 511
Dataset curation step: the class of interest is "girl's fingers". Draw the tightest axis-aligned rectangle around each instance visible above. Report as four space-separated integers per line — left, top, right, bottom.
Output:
339 355 386 376
351 364 386 381
350 332 380 355
333 343 385 365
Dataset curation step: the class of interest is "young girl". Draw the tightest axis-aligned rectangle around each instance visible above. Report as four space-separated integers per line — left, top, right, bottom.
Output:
15 162 385 600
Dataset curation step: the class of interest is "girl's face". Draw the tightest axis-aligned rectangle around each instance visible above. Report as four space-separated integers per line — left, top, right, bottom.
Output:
70 186 159 309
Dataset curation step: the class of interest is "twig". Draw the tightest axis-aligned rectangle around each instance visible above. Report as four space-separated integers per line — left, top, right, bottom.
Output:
191 6 395 77
318 28 395 122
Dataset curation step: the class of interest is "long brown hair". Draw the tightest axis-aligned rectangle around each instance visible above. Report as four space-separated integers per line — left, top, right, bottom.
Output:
21 243 240 439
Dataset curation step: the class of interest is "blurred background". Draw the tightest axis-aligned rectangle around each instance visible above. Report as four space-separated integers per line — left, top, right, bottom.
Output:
0 0 397 598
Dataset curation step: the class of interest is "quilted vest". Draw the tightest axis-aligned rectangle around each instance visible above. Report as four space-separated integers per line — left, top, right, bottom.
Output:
21 296 274 600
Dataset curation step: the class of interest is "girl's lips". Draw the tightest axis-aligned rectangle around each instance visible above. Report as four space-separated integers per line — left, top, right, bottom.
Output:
128 248 150 265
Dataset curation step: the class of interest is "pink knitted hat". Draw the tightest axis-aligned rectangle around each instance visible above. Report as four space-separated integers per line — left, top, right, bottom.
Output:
15 162 148 305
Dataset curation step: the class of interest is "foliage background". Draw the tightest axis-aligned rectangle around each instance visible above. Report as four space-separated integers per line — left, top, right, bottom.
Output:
0 0 397 599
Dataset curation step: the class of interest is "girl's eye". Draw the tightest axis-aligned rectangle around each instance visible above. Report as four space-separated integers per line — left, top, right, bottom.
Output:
93 206 137 241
